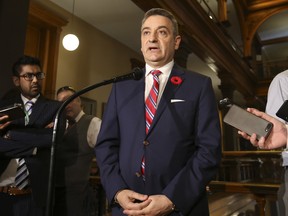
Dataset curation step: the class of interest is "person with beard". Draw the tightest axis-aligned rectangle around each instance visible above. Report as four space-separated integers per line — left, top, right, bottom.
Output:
0 55 62 216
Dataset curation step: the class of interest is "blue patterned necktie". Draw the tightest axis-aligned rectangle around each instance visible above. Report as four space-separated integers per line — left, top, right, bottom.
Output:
15 101 34 189
15 158 29 189
24 100 34 125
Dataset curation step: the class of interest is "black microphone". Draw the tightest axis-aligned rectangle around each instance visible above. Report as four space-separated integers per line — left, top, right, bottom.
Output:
111 67 143 82
45 67 143 216
219 98 232 108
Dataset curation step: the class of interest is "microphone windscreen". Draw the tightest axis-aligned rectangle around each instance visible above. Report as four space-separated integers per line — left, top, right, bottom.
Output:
219 98 232 108
132 67 144 80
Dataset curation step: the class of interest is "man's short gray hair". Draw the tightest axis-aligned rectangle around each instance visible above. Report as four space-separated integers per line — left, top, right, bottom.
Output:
141 8 179 37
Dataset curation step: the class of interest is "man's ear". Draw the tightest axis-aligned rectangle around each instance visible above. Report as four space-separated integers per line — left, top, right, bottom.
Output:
174 35 181 50
12 76 20 87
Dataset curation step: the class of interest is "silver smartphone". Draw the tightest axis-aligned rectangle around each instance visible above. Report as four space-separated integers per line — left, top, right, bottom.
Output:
223 104 273 140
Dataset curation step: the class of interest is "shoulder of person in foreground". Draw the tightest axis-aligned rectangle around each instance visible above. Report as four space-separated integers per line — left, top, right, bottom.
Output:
266 69 288 119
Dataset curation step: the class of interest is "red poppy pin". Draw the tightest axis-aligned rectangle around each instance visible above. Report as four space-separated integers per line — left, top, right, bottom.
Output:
170 76 182 85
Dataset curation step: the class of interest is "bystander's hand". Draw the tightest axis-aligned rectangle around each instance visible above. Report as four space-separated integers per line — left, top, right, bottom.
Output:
45 122 54 128
0 115 11 130
238 108 287 150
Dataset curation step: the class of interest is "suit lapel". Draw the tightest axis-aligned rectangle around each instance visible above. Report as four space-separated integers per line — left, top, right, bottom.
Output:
146 66 185 135
134 76 146 135
27 96 47 125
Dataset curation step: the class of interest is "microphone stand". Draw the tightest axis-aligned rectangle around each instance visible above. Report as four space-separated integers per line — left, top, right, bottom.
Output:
45 68 143 216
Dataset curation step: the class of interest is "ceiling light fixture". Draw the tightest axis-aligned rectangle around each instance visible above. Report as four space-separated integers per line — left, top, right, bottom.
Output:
62 0 79 51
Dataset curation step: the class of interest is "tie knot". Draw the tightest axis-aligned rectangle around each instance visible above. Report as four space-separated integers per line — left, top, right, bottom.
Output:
25 100 33 107
68 119 76 126
25 101 34 114
151 70 161 77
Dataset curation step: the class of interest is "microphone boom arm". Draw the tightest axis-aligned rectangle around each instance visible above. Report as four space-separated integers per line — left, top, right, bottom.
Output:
45 68 143 216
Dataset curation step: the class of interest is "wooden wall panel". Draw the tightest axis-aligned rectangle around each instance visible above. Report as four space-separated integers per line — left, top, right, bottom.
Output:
25 1 67 99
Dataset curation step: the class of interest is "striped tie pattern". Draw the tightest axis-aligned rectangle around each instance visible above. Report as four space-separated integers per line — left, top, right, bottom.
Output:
145 70 161 133
15 158 29 189
141 70 161 180
24 101 34 125
15 101 33 189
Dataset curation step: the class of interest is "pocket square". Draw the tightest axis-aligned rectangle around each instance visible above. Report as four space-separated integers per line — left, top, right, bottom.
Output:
171 99 185 103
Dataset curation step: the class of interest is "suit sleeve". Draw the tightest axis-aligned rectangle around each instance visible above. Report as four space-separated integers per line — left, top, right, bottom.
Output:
0 137 35 157
0 101 66 158
95 84 128 203
0 128 53 157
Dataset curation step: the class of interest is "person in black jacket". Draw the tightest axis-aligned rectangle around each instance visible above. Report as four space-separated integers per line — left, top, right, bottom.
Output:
0 55 62 216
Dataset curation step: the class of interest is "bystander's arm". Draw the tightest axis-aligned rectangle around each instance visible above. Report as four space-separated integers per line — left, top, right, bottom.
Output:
0 126 55 158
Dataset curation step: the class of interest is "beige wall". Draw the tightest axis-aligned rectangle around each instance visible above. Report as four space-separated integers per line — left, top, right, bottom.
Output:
55 15 143 118
42 0 230 118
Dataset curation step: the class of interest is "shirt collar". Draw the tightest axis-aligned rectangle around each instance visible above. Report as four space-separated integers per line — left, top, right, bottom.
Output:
145 60 174 78
21 94 40 105
74 110 84 122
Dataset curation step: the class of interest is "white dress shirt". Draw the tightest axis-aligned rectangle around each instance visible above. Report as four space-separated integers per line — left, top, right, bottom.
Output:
72 110 101 148
266 69 288 122
145 60 174 105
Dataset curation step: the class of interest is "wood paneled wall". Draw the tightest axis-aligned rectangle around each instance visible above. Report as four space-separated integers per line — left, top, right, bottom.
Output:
25 2 67 99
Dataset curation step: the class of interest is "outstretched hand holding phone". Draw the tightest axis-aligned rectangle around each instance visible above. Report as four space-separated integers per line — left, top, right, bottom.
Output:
238 108 287 150
223 104 273 140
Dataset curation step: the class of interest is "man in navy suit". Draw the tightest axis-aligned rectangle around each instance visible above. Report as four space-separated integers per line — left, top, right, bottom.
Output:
0 55 62 216
95 8 221 215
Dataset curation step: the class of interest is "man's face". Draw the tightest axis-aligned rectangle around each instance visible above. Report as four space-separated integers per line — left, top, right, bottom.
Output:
13 65 42 100
57 90 82 120
141 15 181 68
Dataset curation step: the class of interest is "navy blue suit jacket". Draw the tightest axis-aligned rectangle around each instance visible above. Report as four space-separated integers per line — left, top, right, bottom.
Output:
95 65 221 215
0 95 62 207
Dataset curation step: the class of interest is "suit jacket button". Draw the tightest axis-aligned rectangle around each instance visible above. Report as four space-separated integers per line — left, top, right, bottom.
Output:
143 140 149 146
135 172 141 177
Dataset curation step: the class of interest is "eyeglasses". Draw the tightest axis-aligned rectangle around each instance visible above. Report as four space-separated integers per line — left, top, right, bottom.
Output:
19 72 45 81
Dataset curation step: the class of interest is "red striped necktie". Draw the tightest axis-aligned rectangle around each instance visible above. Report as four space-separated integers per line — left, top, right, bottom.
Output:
141 70 161 180
145 70 161 133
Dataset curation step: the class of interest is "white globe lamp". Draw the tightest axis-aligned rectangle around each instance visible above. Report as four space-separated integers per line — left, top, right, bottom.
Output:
62 34 79 51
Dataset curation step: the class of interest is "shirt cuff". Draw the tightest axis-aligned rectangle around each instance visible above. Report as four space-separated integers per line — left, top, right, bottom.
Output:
32 147 37 155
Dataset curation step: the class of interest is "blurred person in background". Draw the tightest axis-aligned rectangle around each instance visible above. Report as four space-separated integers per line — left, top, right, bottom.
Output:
54 86 101 216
